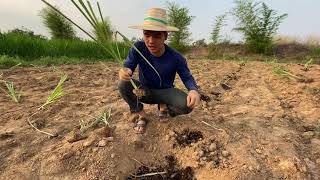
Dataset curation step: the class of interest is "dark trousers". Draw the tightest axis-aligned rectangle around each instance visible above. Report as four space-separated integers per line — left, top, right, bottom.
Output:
118 80 193 117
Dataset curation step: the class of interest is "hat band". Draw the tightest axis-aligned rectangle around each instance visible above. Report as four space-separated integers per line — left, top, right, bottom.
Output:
144 17 168 25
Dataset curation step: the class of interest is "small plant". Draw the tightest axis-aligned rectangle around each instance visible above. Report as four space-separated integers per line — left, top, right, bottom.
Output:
27 74 68 137
272 64 302 81
79 109 112 134
303 58 314 71
39 74 68 109
0 81 21 103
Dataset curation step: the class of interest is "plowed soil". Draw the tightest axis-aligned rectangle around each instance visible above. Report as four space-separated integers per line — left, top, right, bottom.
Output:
1 60 320 179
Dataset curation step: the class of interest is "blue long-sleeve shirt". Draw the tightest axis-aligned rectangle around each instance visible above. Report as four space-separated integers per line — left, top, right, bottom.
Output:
124 41 198 91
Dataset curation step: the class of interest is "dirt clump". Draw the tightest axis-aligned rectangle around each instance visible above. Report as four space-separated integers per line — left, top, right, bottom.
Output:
196 139 231 168
127 155 195 180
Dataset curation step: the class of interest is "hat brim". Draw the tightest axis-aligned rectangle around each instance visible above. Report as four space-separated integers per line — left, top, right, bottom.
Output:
129 24 179 32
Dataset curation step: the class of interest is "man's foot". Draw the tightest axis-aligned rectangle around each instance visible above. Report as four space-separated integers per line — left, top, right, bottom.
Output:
159 104 169 123
128 111 145 123
159 110 169 122
133 116 148 134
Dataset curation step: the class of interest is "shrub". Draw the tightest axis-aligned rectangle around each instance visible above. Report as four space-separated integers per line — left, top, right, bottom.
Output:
232 0 287 54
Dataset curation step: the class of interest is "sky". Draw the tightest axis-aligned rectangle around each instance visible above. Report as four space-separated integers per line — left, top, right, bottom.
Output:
1 0 320 43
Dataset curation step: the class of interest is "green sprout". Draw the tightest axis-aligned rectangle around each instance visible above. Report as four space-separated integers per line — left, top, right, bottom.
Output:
39 74 68 109
304 58 314 71
271 63 312 83
27 74 68 137
0 81 21 103
79 109 112 134
272 65 301 80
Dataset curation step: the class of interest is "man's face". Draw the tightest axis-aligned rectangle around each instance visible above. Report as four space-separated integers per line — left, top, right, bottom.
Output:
143 30 167 56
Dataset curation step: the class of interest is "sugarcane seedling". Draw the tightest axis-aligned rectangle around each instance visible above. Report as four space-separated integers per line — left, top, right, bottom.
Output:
26 74 68 137
1 81 21 103
79 111 111 134
39 74 68 110
272 65 304 81
67 110 112 143
303 58 314 71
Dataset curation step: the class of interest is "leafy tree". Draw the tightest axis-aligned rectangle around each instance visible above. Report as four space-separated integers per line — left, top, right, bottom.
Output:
211 14 227 45
166 2 194 52
40 6 77 39
7 28 47 39
232 0 287 54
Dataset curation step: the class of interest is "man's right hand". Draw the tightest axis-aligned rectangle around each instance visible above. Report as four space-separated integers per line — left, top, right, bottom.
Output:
119 67 132 81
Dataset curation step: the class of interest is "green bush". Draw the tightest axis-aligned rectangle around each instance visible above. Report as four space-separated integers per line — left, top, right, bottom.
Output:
232 0 287 54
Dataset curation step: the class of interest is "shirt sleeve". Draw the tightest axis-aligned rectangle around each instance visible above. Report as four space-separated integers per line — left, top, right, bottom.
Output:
177 57 198 91
123 47 138 73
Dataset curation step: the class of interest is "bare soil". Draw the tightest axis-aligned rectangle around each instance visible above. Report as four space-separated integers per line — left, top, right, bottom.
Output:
1 60 320 179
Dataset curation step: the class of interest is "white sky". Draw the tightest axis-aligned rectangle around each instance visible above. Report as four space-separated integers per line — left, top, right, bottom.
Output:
1 0 320 43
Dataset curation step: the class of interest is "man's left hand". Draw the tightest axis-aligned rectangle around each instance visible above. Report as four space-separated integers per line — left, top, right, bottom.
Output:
187 90 200 109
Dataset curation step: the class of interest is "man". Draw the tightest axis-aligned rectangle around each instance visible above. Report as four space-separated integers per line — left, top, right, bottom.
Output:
118 8 200 134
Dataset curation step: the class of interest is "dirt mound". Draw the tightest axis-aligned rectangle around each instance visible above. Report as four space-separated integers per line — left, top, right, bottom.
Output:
1 60 320 179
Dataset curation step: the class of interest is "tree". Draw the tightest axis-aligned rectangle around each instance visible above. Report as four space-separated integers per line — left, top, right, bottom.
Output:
166 2 194 52
232 0 287 54
40 6 77 39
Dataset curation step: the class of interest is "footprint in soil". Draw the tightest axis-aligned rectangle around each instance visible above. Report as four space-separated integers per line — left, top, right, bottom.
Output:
127 155 195 180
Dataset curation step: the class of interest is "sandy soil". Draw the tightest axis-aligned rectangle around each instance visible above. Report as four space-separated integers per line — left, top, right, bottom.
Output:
0 60 320 180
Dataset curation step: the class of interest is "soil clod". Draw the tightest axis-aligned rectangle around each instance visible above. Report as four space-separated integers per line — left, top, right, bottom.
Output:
127 155 195 180
66 129 88 143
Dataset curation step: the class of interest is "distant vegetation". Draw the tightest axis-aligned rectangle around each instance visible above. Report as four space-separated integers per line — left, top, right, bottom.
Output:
40 6 77 40
231 0 288 54
0 29 129 68
167 1 194 52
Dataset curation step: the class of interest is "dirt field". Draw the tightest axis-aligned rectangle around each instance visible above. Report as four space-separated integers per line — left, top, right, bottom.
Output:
1 60 320 179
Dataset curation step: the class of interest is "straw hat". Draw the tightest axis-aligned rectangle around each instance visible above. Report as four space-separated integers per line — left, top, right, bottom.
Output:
129 8 179 32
